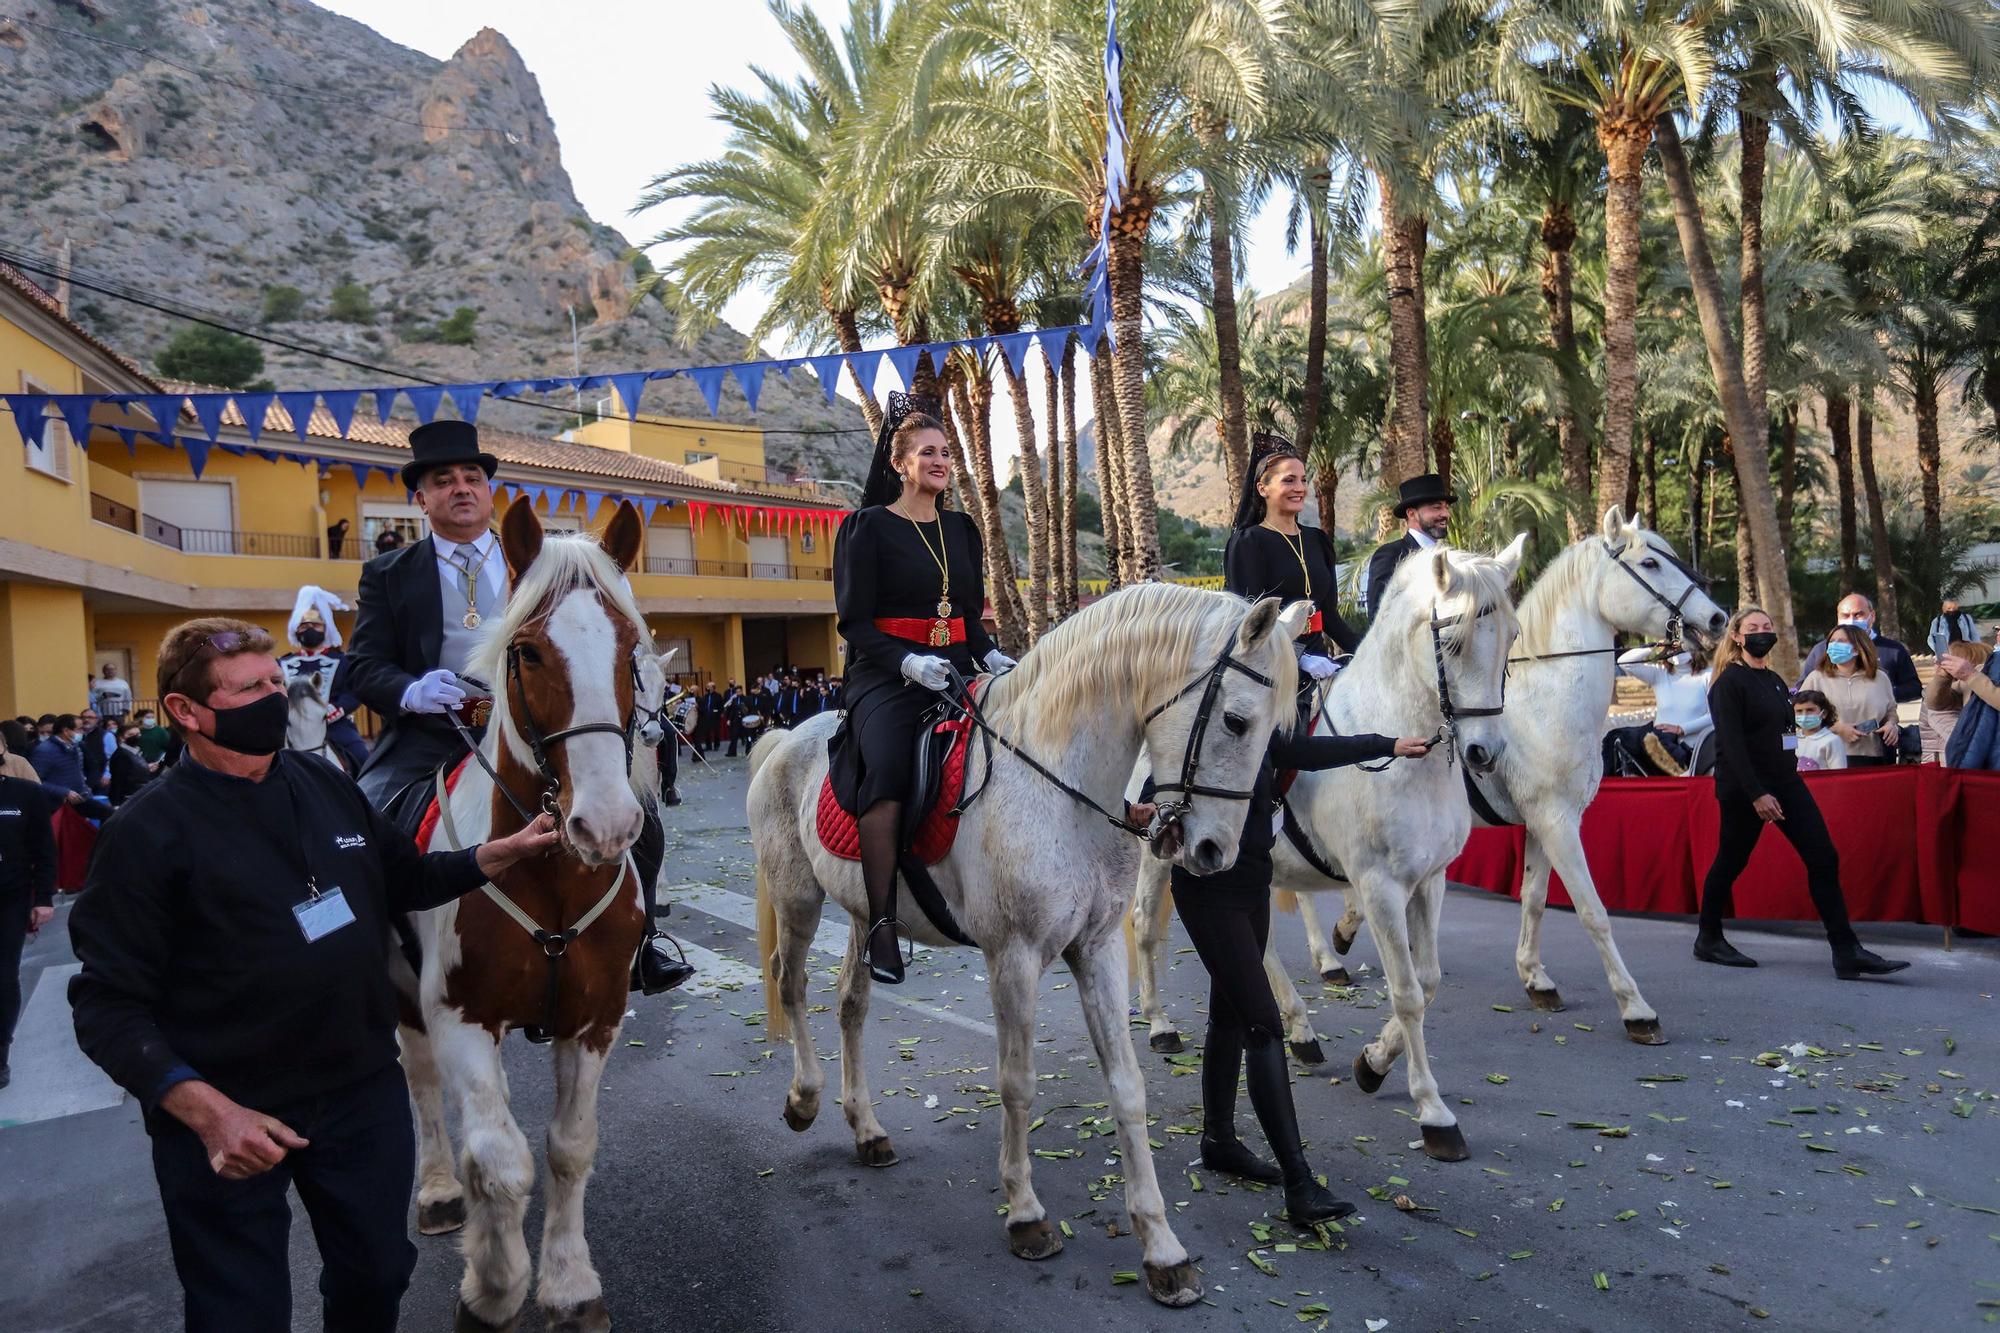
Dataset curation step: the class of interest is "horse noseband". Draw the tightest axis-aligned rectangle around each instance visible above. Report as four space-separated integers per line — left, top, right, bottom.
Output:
491 640 644 835
1143 638 1278 837
1429 603 1506 770
1607 538 1709 648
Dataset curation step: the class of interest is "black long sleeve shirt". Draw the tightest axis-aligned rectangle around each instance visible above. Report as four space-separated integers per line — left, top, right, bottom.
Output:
1224 524 1361 655
833 505 1000 680
1707 664 1799 802
68 750 485 1115
0 776 55 908
1172 729 1399 896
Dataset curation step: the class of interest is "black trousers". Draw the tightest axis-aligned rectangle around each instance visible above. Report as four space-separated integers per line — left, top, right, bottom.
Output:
149 1063 417 1333
0 889 27 1062
1699 780 1859 951
1169 885 1283 1042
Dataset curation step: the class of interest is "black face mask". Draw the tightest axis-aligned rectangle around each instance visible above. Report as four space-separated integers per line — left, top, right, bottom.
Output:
1741 631 1779 660
296 627 327 650
202 690 290 756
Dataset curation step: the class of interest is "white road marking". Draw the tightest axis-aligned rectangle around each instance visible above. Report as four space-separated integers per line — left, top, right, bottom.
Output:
0 964 126 1129
665 881 993 1038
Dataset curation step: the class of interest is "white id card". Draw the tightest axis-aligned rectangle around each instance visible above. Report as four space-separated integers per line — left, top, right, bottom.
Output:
293 888 356 943
1782 734 1798 752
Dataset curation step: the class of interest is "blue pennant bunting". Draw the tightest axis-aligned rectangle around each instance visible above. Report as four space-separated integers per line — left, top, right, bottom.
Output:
581 491 605 523
322 390 362 438
639 497 662 524
276 391 318 442
186 394 227 443
447 382 490 424
806 355 844 405
377 466 398 485
139 395 183 436
218 445 246 457
731 363 767 413
403 386 446 424
52 395 97 445
254 448 279 462
609 372 648 419
849 348 886 398
884 344 923 393
182 437 211 479
234 392 276 444
995 331 1037 378
371 387 400 422
115 427 138 455
688 367 726 417
350 463 371 491
490 381 528 399
518 483 543 510
3 396 49 448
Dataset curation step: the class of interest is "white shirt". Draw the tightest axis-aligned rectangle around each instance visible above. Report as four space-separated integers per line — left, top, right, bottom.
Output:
432 531 506 615
1358 524 1441 605
1618 650 1713 736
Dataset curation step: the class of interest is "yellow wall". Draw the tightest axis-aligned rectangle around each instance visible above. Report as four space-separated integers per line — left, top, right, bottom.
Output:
0 583 91 716
574 415 766 475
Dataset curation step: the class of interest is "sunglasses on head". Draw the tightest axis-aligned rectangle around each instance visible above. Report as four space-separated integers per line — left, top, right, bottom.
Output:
168 629 272 695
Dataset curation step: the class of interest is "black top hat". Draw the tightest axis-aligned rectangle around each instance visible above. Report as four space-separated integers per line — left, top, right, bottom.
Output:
401 420 499 492
1394 472 1456 516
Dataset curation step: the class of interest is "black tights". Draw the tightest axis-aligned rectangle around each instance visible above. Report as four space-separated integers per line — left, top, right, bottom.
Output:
859 800 902 960
1699 781 1858 952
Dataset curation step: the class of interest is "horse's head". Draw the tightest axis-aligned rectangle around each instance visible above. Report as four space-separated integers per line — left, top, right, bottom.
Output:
494 498 650 866
1143 595 1306 876
1390 537 1524 776
285 673 329 751
1596 506 1727 646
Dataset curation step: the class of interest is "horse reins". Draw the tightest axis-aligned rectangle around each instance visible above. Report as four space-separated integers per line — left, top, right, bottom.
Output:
1507 539 1712 669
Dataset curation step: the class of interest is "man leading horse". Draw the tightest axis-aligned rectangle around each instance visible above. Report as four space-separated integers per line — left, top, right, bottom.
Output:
341 420 688 995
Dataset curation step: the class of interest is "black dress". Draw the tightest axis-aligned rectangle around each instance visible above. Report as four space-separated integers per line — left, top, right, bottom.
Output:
832 505 999 811
1224 525 1360 657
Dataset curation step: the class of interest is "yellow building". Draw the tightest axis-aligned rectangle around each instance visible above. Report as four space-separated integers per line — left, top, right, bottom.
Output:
0 262 845 719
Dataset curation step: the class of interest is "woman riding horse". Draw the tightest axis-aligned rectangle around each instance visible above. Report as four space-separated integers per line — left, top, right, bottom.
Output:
831 393 1015 984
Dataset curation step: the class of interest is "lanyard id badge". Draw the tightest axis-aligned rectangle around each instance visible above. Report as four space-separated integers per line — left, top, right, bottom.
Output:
293 880 356 943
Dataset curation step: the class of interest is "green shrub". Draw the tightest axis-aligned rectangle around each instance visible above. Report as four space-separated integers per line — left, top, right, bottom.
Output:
154 324 266 389
330 283 373 323
260 284 305 324
430 306 478 346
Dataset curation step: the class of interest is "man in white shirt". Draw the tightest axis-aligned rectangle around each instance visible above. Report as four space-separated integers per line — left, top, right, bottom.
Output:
90 664 133 719
1362 474 1454 618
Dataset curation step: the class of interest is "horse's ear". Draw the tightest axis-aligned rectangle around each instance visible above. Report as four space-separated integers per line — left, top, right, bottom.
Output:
1275 599 1312 641
657 645 681 669
1600 505 1628 550
500 493 544 584
1494 532 1528 582
601 500 644 572
1431 548 1459 599
1236 596 1284 650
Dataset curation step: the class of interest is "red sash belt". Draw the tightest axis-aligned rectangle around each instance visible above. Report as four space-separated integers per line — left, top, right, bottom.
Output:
1301 609 1323 636
875 616 966 644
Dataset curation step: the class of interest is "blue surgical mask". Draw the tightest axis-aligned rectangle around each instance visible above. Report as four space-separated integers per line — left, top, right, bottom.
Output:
1827 642 1856 666
1796 713 1823 732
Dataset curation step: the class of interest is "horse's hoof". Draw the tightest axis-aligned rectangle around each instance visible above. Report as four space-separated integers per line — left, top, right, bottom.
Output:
1332 930 1355 956
782 1098 817 1132
1144 1260 1204 1308
1007 1217 1064 1260
417 1196 465 1235
454 1300 520 1333
1149 1030 1185 1055
545 1297 612 1333
1320 966 1352 986
856 1135 899 1168
1624 1018 1668 1046
1289 1039 1327 1066
1421 1123 1471 1162
1526 986 1565 1012
1352 1053 1385 1095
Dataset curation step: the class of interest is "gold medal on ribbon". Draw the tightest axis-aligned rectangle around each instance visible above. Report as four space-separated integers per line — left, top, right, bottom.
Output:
463 610 482 629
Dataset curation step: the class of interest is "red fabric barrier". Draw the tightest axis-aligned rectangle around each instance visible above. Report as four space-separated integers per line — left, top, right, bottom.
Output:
52 805 95 892
1450 765 1998 928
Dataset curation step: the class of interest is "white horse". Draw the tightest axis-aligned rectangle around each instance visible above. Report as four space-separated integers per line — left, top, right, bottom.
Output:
1134 539 1524 1161
750 585 1308 1309
285 669 344 771
395 502 658 1333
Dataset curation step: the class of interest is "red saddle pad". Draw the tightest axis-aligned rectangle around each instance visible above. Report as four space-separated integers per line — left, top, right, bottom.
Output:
416 755 473 853
817 694 978 867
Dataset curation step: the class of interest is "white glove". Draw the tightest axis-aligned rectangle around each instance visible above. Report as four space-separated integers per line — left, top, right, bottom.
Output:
400 668 468 715
900 654 954 692
983 648 1018 674
1299 653 1340 681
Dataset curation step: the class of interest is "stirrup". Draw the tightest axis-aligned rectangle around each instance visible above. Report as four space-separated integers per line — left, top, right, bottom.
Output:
633 930 696 995
865 917 909 985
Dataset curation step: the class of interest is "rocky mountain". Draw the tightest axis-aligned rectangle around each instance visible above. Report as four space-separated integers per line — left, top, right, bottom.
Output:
0 0 872 479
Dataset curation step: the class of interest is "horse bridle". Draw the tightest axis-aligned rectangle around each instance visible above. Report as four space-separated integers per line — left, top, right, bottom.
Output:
1504 538 1713 672
1425 601 1506 771
1141 640 1279 842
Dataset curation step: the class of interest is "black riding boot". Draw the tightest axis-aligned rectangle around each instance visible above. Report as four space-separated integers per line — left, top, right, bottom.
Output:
1242 1034 1354 1225
858 800 905 985
1198 1023 1280 1183
628 807 694 995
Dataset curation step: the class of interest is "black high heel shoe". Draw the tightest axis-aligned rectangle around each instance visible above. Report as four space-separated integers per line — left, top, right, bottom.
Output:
866 918 907 985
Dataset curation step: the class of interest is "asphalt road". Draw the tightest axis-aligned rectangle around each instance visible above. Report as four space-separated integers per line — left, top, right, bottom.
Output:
3 750 1996 1332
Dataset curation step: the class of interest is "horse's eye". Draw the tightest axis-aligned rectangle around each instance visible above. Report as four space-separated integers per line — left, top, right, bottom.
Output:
1641 557 1659 570
1223 712 1249 736
517 643 543 667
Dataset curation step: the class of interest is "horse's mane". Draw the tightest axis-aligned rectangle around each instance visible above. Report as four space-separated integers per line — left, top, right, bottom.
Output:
471 534 655 800
1379 542 1520 648
1514 537 1605 657
985 582 1287 752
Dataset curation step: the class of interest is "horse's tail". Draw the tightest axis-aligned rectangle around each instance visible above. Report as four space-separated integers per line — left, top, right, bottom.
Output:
1274 889 1300 916
757 857 790 1042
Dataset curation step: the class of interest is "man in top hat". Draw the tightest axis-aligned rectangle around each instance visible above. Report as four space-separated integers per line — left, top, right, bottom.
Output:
1363 473 1457 618
341 421 689 995
280 585 369 774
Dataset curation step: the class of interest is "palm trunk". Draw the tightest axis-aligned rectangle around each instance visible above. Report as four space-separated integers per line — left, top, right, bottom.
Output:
1540 201 1590 534
1297 168 1331 457
1738 90 1773 456
1624 448 1640 518
1596 114 1654 516
1915 370 1943 558
939 366 983 525
1689 430 1709 567
1654 112 1796 674
1642 430 1658 527
1376 168 1429 488
828 305 883 435
1108 206 1163 582
1855 396 1900 637
1776 401 1798 563
1002 357 1051 644
1198 115 1250 500
1430 414 1453 496
1089 342 1127 589
950 369 1026 651
1826 390 1860 590
1043 349 1066 624
1060 337 1081 614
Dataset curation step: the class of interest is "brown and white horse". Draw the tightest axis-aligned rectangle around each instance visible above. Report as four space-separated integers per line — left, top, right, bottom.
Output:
393 499 657 1333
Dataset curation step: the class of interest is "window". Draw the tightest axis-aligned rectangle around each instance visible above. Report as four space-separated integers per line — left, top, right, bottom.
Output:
20 374 73 482
646 525 695 575
684 450 716 465
749 534 790 579
362 501 427 551
542 512 583 534
140 477 234 551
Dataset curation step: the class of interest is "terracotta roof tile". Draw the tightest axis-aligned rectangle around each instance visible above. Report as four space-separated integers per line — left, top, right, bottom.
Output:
0 263 158 388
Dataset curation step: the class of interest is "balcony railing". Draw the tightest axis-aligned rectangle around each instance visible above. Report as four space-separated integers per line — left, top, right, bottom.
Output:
143 522 322 559
644 556 697 576
91 492 138 533
750 562 832 581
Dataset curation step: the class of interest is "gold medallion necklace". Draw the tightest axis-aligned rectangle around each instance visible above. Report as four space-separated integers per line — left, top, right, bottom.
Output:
1269 522 1311 598
897 503 954 647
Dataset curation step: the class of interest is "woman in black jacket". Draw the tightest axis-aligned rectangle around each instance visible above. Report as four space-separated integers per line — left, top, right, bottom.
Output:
1695 607 1909 978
